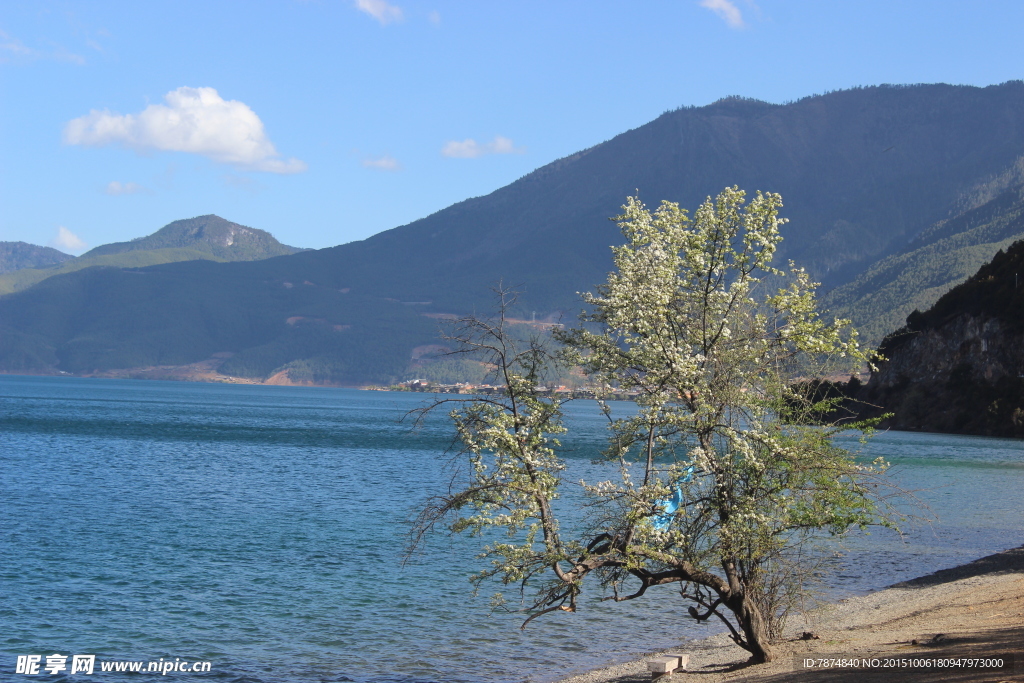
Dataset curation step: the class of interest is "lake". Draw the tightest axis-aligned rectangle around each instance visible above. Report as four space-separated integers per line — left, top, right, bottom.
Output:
1 376 1023 682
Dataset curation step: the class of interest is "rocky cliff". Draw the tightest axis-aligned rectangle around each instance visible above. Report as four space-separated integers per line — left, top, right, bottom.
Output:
860 241 1024 436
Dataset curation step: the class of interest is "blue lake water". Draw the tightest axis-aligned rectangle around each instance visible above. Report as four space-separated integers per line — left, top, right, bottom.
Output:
1 376 1023 682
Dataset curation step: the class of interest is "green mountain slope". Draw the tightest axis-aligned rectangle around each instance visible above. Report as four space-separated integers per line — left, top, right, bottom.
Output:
4 82 1024 384
0 215 303 296
0 247 230 296
822 176 1024 345
0 259 440 381
0 242 73 274
83 214 303 260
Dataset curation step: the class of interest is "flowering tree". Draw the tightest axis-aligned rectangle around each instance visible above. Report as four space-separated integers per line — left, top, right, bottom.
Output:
414 187 890 664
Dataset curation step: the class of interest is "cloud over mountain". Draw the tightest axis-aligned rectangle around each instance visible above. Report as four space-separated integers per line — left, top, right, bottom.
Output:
441 135 522 159
48 226 87 253
64 87 306 174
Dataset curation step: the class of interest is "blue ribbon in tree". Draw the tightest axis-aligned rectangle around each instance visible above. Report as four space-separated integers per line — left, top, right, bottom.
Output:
651 466 694 532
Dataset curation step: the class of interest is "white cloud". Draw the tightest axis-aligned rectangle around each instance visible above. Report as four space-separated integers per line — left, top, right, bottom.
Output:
0 29 33 59
104 181 148 195
355 0 404 25
63 86 307 174
699 0 746 29
0 29 86 65
428 10 441 26
442 135 523 159
49 226 87 254
362 154 402 171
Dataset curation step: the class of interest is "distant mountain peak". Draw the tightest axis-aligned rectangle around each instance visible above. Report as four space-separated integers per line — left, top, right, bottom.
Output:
83 215 303 260
707 95 774 108
0 242 75 274
0 216 307 297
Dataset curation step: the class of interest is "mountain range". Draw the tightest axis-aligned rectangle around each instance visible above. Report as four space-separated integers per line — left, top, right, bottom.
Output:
3 81 1024 385
0 215 303 296
823 159 1024 342
0 242 74 275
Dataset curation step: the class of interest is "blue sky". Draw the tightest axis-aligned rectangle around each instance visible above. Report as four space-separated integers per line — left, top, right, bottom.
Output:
2 1 1023 253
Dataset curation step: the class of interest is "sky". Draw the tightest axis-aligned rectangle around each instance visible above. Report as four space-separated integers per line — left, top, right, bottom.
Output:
2 1 1023 254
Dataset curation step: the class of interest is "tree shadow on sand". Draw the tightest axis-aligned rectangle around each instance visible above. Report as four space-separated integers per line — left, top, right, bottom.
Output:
582 546 1024 683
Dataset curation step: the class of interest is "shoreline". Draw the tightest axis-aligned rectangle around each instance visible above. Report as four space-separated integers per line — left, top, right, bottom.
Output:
556 546 1024 683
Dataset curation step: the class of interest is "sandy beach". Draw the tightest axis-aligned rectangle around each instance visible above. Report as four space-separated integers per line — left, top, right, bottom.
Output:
558 546 1024 683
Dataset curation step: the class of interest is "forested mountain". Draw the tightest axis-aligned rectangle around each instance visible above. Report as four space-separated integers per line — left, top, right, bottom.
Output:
3 82 1024 385
859 239 1024 436
824 162 1024 343
82 215 303 260
0 215 304 295
0 242 73 274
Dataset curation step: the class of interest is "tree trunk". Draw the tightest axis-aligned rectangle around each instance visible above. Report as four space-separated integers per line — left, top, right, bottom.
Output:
729 593 775 663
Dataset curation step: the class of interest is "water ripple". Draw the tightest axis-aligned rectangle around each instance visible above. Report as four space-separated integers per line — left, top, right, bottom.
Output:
2 376 1023 682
